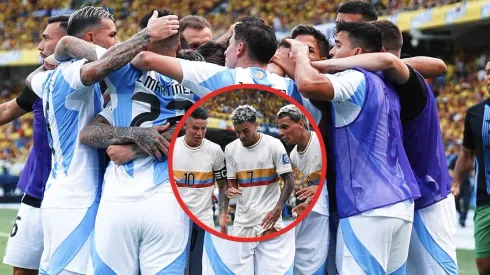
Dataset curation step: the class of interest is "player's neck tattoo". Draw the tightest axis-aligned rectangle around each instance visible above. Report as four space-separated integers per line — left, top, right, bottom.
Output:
297 130 312 153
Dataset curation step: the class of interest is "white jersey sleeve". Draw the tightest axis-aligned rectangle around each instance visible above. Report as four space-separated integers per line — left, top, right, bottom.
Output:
98 101 113 126
224 144 237 180
179 59 234 98
324 70 366 103
31 70 51 98
324 70 368 127
271 139 293 175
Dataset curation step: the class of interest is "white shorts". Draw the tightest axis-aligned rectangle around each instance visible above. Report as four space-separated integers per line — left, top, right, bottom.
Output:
336 214 412 275
3 201 44 270
39 200 98 275
90 189 190 275
294 211 329 275
202 230 295 275
407 196 458 275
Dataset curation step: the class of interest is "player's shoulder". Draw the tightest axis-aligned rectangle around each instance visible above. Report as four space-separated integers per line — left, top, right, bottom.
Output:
225 138 241 153
204 138 222 151
262 133 282 144
330 69 366 82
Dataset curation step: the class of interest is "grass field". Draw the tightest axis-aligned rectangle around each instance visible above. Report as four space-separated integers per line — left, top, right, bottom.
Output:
0 209 480 274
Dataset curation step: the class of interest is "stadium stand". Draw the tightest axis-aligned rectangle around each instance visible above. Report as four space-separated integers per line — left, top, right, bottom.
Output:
0 0 467 50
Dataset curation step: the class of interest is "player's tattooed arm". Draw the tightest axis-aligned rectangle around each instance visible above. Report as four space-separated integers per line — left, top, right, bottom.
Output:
53 36 98 63
261 171 294 229
217 179 230 214
277 172 295 208
79 115 172 160
79 13 179 86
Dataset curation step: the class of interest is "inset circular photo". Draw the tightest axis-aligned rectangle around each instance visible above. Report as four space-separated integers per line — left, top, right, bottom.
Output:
169 84 327 242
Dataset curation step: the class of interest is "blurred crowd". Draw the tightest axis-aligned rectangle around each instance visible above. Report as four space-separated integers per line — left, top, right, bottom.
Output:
437 50 490 156
0 81 33 178
0 0 466 51
203 89 286 127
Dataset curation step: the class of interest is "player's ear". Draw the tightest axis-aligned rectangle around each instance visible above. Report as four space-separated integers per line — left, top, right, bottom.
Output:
354 47 363 55
85 32 95 44
237 42 246 58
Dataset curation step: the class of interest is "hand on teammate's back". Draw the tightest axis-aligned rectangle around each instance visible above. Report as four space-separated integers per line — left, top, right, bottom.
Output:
133 123 170 161
146 11 179 42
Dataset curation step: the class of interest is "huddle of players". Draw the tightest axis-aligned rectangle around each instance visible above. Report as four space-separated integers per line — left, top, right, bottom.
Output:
1 0 456 275
174 102 327 275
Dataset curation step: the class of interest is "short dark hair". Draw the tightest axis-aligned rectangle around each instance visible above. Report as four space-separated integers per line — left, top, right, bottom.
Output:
196 41 227 66
177 49 205 62
191 106 208 120
48 14 70 31
238 16 265 24
371 20 403 52
337 1 378 21
179 15 211 33
233 21 277 64
335 21 382 53
180 37 189 50
67 6 114 38
139 10 179 46
291 25 329 58
278 36 291 49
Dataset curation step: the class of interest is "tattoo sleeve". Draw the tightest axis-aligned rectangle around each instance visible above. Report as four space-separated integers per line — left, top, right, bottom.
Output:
80 29 152 86
276 172 295 208
79 115 138 148
217 179 230 214
54 36 98 63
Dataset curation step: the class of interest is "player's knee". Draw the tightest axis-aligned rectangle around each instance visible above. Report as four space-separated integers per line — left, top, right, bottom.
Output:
476 258 490 275
13 267 38 275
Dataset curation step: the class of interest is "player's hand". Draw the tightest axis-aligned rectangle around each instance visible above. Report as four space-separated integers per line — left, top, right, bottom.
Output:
285 39 309 59
296 185 318 201
106 144 137 165
451 184 460 197
146 11 179 42
134 123 170 161
219 213 228 235
261 206 282 231
225 187 242 199
292 202 310 219
43 55 58 70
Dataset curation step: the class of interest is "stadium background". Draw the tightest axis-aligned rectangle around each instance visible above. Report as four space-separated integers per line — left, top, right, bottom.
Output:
0 0 488 274
185 89 312 227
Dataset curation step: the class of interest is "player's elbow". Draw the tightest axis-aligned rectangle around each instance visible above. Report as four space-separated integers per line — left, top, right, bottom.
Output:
133 51 153 71
434 59 447 77
79 127 91 145
296 78 334 101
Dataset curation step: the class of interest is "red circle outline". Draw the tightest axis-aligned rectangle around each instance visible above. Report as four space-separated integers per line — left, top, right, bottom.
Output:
168 83 328 243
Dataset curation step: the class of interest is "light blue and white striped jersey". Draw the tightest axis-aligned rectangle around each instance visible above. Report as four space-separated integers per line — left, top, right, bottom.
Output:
179 60 322 124
31 59 105 209
100 64 198 201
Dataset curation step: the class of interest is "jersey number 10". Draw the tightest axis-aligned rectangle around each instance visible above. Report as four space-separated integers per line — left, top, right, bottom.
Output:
183 172 195 186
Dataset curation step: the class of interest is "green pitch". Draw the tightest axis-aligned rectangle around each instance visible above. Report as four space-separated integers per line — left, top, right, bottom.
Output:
0 208 479 275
